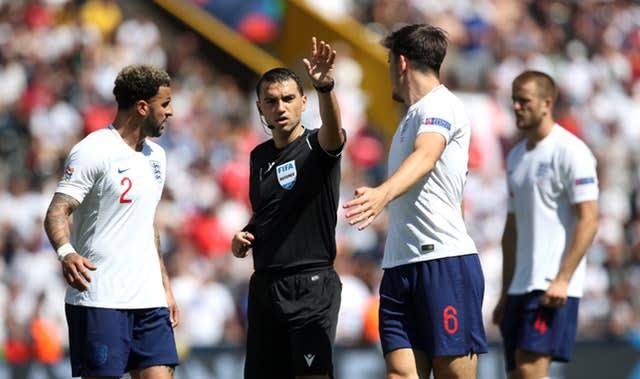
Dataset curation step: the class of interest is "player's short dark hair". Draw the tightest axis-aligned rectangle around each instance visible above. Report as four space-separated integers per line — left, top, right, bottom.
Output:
513 70 557 101
113 64 171 109
255 67 304 99
382 24 448 76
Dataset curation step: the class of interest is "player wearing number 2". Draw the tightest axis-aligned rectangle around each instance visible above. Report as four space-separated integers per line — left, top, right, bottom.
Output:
43 64 179 379
343 24 487 378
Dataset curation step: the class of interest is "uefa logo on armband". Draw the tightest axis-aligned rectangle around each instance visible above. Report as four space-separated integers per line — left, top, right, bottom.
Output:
62 166 74 182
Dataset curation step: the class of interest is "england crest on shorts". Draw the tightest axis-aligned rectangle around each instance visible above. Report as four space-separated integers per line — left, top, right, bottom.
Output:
276 160 296 190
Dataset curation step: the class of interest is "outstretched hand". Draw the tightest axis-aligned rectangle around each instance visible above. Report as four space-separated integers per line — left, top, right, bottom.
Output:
302 36 336 88
343 186 389 230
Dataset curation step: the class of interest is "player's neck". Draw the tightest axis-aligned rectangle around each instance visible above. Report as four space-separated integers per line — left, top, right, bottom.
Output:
406 72 441 106
525 120 555 150
112 115 145 151
273 124 304 149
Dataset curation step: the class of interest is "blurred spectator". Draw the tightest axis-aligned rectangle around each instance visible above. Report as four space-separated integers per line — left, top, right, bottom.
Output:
79 0 123 42
334 254 372 346
199 0 284 44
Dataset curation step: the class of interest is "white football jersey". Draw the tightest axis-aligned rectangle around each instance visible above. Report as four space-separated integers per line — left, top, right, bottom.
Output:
506 124 599 297
56 125 168 308
383 85 478 269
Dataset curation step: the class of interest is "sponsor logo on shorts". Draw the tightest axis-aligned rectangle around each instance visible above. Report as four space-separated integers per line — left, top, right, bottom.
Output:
304 354 315 367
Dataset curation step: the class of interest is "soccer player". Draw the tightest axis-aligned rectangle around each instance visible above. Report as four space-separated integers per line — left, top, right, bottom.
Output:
343 24 487 379
231 36 346 379
43 64 179 379
492 70 599 379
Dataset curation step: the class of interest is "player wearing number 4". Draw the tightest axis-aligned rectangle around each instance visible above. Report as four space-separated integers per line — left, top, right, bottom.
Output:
344 24 487 378
492 70 599 379
43 64 179 379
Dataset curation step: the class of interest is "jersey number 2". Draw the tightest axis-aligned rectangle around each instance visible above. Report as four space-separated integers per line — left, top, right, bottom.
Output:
120 177 133 204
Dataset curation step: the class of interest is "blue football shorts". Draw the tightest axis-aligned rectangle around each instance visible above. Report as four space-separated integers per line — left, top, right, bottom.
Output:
379 254 488 357
499 290 580 371
65 304 179 377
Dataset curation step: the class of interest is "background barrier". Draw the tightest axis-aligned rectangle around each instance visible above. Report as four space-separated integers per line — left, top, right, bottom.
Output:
1 340 637 379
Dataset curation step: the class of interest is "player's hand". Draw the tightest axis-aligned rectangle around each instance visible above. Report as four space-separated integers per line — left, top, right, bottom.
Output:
343 186 389 230
492 296 506 325
60 252 96 291
165 289 180 328
232 231 254 258
542 278 568 308
302 36 336 88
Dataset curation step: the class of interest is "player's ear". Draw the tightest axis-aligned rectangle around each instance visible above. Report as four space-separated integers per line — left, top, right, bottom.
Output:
256 101 263 114
136 99 148 116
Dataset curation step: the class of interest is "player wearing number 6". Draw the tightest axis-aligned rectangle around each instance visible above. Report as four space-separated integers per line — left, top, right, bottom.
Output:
343 24 487 378
43 64 179 379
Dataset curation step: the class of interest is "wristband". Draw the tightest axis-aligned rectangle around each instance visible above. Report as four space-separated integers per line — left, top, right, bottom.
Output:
314 80 334 93
56 243 76 262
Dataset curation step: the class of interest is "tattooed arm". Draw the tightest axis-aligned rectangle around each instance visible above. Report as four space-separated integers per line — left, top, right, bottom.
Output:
44 193 96 291
44 193 79 251
155 221 179 328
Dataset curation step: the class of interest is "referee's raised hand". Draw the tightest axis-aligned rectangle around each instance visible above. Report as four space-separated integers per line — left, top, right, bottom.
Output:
303 36 336 89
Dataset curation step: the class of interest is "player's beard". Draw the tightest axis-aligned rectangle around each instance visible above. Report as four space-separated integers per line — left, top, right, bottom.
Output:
144 115 164 138
516 111 543 131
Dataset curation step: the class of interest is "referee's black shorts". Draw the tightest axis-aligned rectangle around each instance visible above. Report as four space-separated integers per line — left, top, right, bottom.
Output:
244 266 342 379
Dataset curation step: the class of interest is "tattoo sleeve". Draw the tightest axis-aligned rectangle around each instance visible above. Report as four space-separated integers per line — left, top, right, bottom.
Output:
43 193 80 250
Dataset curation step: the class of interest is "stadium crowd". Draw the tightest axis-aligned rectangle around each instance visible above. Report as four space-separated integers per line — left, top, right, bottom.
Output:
1 0 640 373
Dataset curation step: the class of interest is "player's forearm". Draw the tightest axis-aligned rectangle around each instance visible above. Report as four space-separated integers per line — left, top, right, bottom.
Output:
158 255 173 291
154 225 173 291
43 193 77 250
379 148 436 204
500 215 517 295
556 206 599 282
317 89 344 151
500 244 516 296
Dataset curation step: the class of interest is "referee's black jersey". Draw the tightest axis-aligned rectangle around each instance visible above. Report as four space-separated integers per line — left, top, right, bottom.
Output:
246 128 343 272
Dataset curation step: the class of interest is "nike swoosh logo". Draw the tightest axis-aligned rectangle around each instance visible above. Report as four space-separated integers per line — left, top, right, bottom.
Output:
118 168 130 174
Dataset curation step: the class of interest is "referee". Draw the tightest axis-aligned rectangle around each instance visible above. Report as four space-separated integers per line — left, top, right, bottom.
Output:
231 36 346 379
